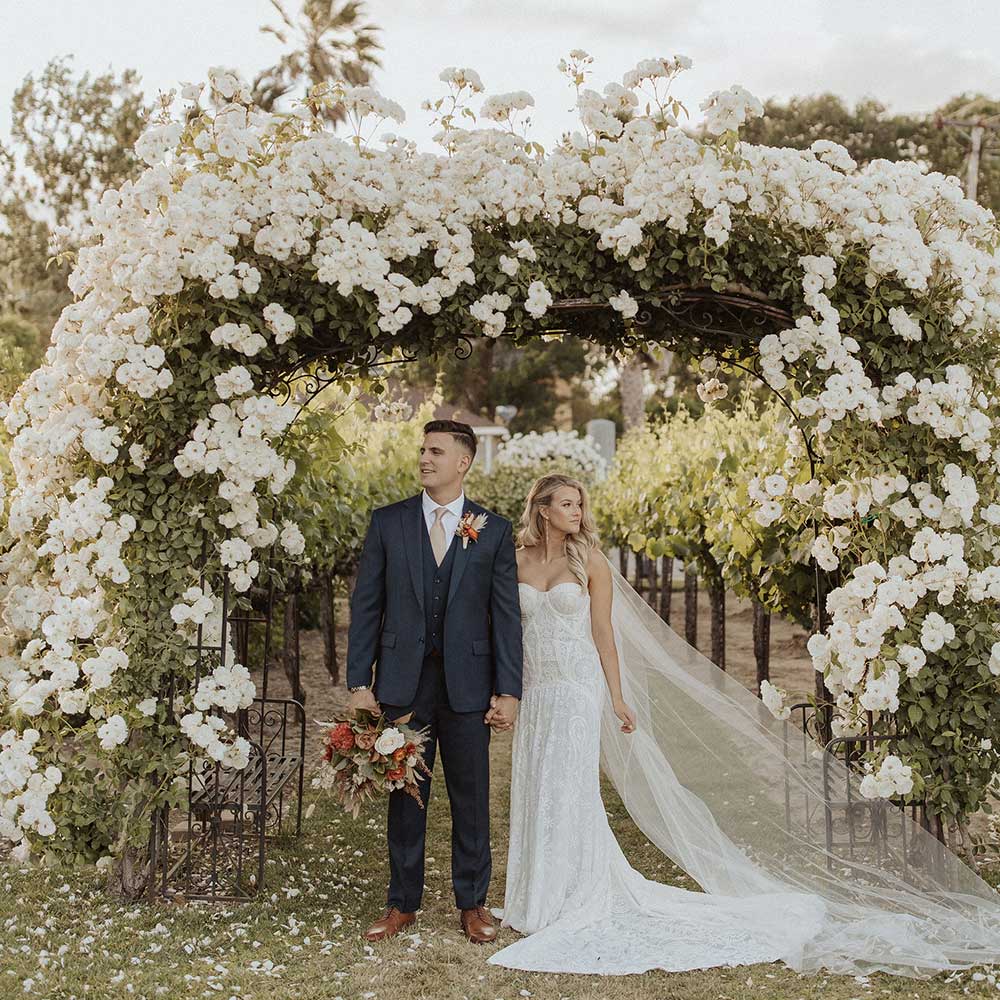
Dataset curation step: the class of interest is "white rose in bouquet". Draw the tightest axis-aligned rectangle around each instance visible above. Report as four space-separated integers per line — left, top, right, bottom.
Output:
374 728 406 755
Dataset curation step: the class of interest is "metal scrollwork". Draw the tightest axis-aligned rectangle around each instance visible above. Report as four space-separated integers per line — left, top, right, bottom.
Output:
266 337 430 440
270 364 341 408
151 541 305 903
547 284 795 345
658 288 793 343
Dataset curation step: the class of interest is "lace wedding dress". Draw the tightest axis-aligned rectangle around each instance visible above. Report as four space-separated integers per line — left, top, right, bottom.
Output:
487 563 1000 978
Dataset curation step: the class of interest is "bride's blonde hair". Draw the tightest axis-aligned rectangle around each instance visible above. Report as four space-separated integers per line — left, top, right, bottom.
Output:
516 474 600 591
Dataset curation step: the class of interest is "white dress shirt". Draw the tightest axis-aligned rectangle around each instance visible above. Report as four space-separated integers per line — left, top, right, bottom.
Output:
421 489 465 548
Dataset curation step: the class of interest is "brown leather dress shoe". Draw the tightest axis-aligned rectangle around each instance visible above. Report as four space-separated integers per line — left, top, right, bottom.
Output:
364 906 416 942
460 906 498 944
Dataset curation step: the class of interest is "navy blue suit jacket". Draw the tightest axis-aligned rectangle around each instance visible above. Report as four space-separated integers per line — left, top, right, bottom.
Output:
346 494 523 713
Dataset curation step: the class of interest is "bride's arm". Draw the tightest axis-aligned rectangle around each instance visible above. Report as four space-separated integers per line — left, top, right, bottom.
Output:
588 550 637 733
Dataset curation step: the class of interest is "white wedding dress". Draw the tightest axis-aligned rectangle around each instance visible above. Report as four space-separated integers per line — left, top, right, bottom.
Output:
487 563 1000 978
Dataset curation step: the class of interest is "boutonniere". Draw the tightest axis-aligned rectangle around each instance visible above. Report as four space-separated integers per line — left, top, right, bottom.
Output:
456 512 488 549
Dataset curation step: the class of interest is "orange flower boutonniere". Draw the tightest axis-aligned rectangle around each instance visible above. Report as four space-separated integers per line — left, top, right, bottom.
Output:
456 512 489 549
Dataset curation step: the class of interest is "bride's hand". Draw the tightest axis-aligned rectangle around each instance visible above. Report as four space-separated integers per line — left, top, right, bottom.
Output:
613 698 637 734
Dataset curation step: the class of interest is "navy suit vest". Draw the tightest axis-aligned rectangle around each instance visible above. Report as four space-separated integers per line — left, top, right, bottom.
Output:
421 520 458 655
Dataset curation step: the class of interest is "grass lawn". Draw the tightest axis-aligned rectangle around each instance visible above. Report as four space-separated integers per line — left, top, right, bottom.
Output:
2 727 999 1000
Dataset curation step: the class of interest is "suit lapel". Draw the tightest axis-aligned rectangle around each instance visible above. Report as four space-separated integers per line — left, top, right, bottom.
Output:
401 495 425 611
446 501 480 606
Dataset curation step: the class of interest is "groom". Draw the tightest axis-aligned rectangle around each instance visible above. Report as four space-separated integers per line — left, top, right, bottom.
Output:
346 419 523 944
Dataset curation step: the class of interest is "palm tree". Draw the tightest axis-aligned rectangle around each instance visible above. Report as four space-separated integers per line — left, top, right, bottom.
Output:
619 354 646 430
252 0 382 124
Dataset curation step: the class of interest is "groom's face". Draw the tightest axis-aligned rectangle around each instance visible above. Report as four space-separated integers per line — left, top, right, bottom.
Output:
419 432 471 491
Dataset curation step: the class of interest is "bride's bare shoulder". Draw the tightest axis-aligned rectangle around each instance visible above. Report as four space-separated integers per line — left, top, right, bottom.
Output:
586 544 611 584
515 544 539 567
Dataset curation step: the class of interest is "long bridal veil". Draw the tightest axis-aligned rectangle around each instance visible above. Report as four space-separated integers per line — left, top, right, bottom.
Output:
600 556 1000 978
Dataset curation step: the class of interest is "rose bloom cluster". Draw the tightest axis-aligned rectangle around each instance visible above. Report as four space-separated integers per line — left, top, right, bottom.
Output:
759 679 791 721
2 52 1000 856
756 452 1000 775
371 398 413 423
859 754 915 800
0 729 62 852
496 430 607 476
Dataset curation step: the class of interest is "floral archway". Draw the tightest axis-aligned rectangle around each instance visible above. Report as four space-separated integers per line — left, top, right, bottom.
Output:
3 54 1000 869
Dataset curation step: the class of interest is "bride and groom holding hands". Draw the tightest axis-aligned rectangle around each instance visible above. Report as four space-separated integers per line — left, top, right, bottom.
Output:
345 417 642 960
345 419 1000 977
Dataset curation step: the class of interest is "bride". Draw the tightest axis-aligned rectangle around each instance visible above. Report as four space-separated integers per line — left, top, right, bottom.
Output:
487 473 1000 978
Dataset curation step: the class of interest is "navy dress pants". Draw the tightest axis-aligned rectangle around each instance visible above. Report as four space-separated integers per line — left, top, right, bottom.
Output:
381 653 492 912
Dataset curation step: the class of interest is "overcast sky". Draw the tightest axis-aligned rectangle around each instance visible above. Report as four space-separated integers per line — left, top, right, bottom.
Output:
3 0 999 150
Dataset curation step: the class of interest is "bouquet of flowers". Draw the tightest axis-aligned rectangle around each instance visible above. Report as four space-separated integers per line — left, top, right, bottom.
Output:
313 709 432 818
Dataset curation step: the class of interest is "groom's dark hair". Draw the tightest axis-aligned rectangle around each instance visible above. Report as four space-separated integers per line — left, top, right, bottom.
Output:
424 418 478 459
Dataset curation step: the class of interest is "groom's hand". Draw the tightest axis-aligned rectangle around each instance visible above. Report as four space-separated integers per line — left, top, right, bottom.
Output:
347 687 379 716
485 694 519 732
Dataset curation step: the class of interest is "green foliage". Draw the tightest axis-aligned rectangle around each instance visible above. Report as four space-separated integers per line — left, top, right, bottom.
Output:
920 94 1000 215
0 315 38 539
741 94 925 166
594 392 815 625
8 57 148 221
0 312 44 373
466 457 598 526
399 334 599 433
741 91 1000 215
272 389 434 587
0 57 150 334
